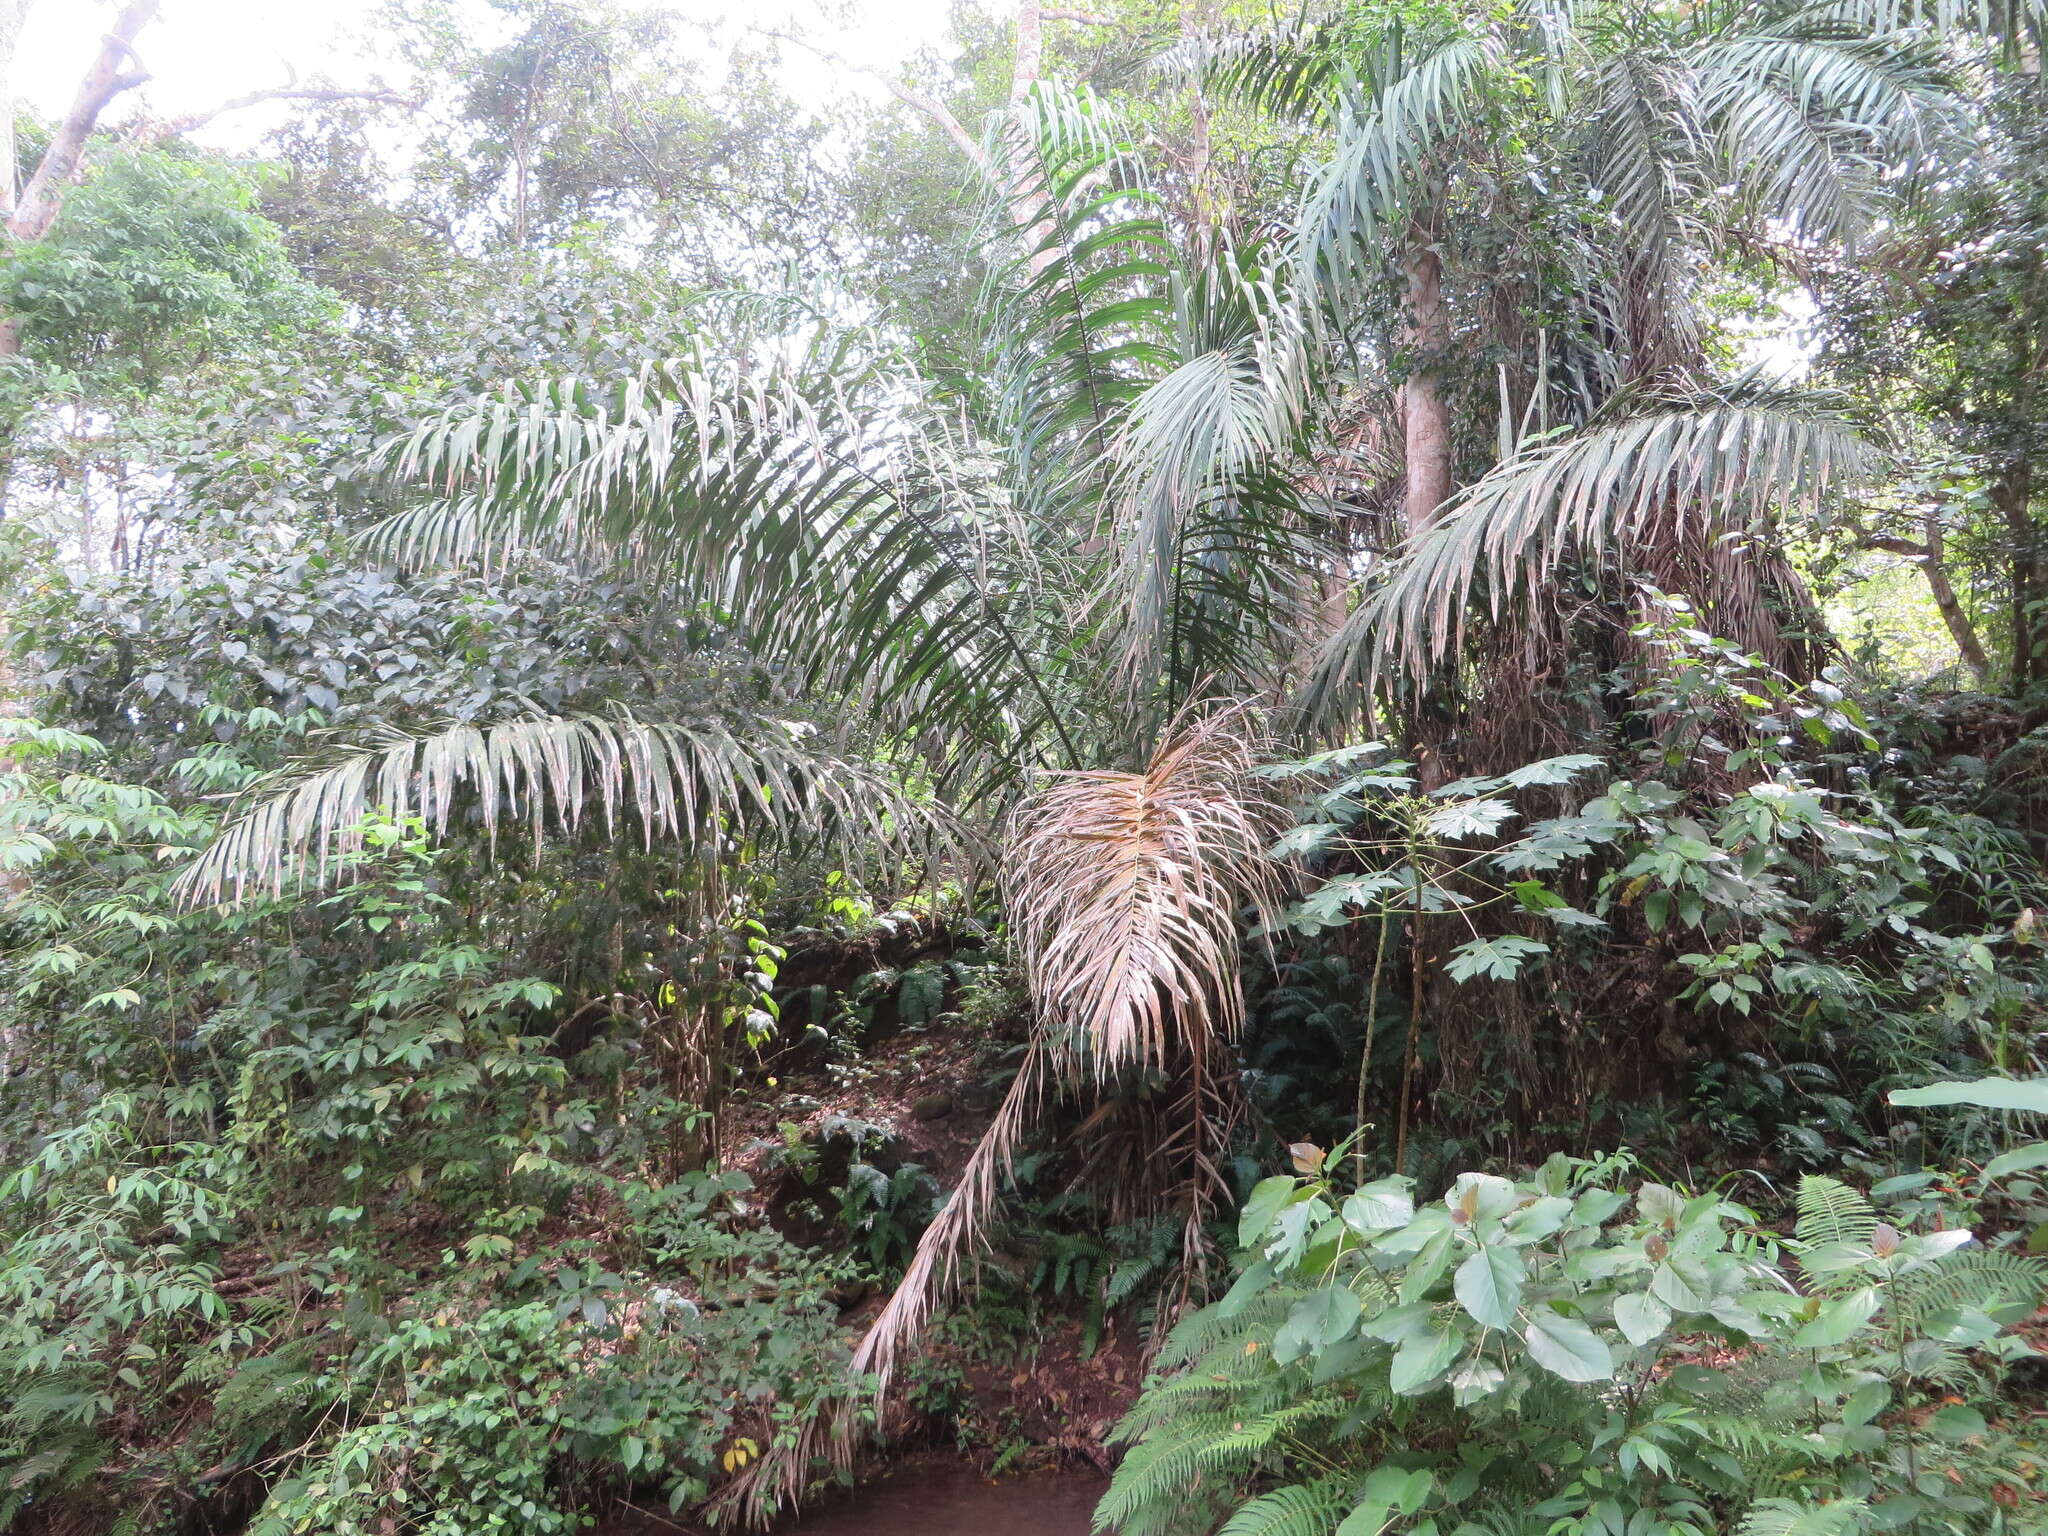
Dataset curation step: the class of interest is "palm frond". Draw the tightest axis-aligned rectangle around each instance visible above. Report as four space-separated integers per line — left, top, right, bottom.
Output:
1300 381 1873 713
1694 22 1951 244
1005 705 1287 1073
851 708 1286 1390
1161 12 1352 124
176 713 962 905
1297 29 1498 296
1105 248 1330 708
366 352 1083 779
986 82 1176 543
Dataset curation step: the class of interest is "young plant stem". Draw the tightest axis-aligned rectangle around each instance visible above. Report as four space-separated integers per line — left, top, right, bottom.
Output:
1395 916 1424 1178
1355 911 1391 1185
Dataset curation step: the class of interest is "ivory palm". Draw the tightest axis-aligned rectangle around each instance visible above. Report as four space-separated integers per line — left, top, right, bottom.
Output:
1184 0 1951 732
180 85 1325 1399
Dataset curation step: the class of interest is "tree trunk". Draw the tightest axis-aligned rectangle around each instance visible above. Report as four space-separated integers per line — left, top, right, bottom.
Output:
11 0 158 244
1399 228 1453 534
1919 508 1992 684
1993 461 2042 690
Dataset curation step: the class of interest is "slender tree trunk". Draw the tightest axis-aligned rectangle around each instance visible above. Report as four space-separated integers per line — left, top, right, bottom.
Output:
1918 508 1992 683
1994 462 2042 690
1399 225 1453 534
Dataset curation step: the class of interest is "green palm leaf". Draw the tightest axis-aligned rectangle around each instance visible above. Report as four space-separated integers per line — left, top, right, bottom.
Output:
1300 380 1874 715
176 713 963 905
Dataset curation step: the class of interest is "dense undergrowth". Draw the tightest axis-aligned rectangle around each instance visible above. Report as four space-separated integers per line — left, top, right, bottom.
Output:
5 0 2048 1534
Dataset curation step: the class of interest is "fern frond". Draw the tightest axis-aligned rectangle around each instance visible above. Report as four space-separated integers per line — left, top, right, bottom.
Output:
1734 1497 1868 1536
1792 1175 1876 1248
1216 1478 1349 1536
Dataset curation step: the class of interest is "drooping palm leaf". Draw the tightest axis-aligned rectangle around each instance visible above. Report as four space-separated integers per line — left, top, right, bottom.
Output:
366 351 1084 782
985 81 1177 545
1299 381 1875 717
851 706 1286 1389
1105 248 1331 708
1297 28 1498 299
1692 17 1950 244
177 713 963 905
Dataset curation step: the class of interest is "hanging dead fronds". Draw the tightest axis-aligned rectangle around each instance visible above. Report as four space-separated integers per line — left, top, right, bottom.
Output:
849 705 1287 1392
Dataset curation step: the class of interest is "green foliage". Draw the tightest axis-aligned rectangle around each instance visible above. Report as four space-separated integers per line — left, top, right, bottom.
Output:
0 145 331 406
1103 1156 2045 1536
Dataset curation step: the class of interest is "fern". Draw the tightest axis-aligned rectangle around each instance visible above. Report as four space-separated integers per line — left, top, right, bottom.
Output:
1793 1175 1876 1249
1099 1396 1349 1536
1890 1245 2047 1330
216 1350 322 1431
1734 1496 1868 1536
1215 1478 1349 1536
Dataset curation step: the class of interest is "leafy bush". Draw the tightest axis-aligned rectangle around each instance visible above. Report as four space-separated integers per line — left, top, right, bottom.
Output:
1100 1152 2045 1536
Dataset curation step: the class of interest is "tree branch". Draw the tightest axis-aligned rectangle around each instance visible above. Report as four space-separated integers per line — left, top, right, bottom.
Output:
1846 502 1990 683
759 28 989 172
139 85 419 142
10 0 160 243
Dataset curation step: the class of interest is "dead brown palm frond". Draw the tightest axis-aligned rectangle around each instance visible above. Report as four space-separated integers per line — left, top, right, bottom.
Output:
848 704 1287 1393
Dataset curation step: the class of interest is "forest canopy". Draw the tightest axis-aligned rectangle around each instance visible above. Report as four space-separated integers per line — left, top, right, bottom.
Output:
1 2 2047 1535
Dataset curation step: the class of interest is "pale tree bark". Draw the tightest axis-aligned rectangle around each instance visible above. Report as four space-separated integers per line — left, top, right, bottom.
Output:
0 0 32 223
0 0 159 359
11 0 159 244
1850 494 1992 684
1398 221 1454 534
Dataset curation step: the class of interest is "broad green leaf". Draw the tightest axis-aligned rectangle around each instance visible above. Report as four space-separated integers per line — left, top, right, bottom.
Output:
1239 1175 1302 1250
1793 1286 1881 1347
1889 1078 2048 1113
1454 1244 1525 1330
1571 1188 1629 1227
1344 1179 1416 1233
1361 1302 1435 1344
1337 1467 1436 1536
1445 1173 1519 1223
1842 1380 1891 1427
1448 1356 1506 1406
1390 1325 1461 1394
1274 1284 1363 1364
1637 1183 1684 1226
1613 1292 1671 1346
1502 1196 1572 1244
1927 1404 1988 1440
1649 1261 1706 1312
1524 1308 1614 1382
1983 1142 2048 1181
1400 1228 1457 1302
1218 1258 1276 1317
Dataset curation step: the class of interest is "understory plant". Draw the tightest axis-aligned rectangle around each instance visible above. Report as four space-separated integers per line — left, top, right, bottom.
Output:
1100 1152 2046 1536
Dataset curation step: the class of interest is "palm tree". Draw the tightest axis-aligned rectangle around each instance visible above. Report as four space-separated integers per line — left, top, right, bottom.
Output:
173 0 1971 1408
1183 0 1951 729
